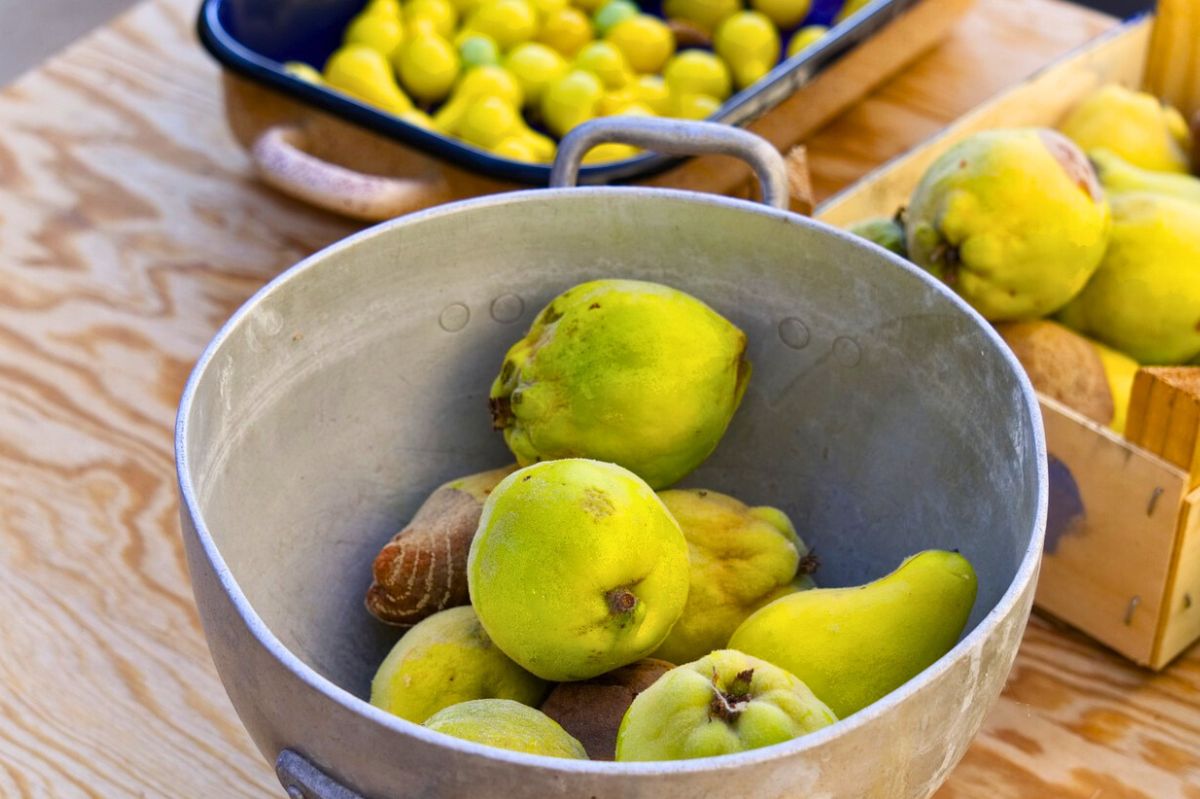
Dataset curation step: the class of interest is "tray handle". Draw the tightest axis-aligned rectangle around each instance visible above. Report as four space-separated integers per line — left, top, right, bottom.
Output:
276 749 367 799
550 117 791 210
251 125 451 221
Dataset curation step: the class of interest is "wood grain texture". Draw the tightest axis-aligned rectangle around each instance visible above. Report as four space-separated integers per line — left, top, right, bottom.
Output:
4 0 1199 797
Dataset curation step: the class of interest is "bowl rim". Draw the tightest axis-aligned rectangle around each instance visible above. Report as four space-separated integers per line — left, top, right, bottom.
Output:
175 186 1048 777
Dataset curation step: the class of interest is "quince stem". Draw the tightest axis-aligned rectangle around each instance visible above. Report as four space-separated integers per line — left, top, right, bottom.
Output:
708 668 754 723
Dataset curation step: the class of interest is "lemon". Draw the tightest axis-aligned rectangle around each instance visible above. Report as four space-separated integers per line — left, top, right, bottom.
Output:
505 42 569 105
573 40 633 89
663 50 731 100
283 61 324 84
344 11 405 56
714 11 780 89
400 109 437 129
493 135 539 161
605 101 656 117
749 0 811 30
633 74 671 114
434 65 523 132
598 86 638 116
459 95 523 148
465 0 540 50
459 32 502 68
593 0 639 35
537 7 593 57
366 0 402 17
541 69 604 136
457 64 525 105
606 15 675 74
396 32 461 103
670 92 721 120
324 45 414 115
529 0 569 17
582 142 640 163
787 24 827 58
663 0 740 34
405 0 458 38
573 0 609 13
835 0 872 23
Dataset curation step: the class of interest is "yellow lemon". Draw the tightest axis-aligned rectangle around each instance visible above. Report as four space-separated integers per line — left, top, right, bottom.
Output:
324 45 414 115
541 69 604 136
663 49 731 100
537 7 593 57
344 11 405 56
395 32 461 104
663 0 740 33
714 11 780 89
573 40 633 89
405 0 458 38
607 15 675 74
787 24 827 58
749 0 811 31
505 42 570 105
465 0 540 50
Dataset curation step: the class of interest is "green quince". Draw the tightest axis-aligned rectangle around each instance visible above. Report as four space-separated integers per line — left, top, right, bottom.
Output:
652 489 815 665
489 279 750 489
906 128 1111 320
615 649 837 761
424 699 588 758
370 606 548 723
467 459 690 681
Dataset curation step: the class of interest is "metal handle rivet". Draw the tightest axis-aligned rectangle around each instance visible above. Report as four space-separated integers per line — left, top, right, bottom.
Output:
778 317 810 350
490 294 525 323
438 303 470 332
833 336 862 367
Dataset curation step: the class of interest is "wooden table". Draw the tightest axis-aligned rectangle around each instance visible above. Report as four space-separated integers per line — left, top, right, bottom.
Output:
1 0 1196 796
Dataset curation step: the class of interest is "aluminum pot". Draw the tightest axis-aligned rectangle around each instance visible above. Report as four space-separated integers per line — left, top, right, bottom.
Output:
176 118 1046 799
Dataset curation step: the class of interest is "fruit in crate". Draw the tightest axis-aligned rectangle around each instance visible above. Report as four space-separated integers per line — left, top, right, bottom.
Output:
751 0 812 31
652 489 816 665
323 45 414 115
1088 148 1200 204
540 658 674 760
395 32 462 103
467 459 690 681
488 279 750 488
606 15 676 74
370 606 549 722
366 464 515 626
996 320 1137 434
787 24 828 57
714 12 782 90
424 699 589 758
1060 85 1193 174
663 0 742 34
730 550 977 718
848 215 907 256
905 128 1111 321
1058 192 1200 365
614 650 837 760
344 9 406 56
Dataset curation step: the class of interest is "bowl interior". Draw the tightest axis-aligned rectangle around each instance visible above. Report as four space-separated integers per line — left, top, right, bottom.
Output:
182 190 1042 702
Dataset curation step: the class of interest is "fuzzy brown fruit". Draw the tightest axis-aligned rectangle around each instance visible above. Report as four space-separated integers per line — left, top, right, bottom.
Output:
996 320 1114 424
365 465 516 626
539 658 673 760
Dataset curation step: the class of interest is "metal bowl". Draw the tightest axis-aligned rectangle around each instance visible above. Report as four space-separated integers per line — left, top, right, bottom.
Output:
176 119 1046 799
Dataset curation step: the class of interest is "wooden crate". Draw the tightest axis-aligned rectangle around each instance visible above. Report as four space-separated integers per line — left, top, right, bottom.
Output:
816 0 1200 669
220 0 973 220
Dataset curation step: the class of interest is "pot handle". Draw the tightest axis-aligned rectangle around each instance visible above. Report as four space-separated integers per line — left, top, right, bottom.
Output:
549 117 790 211
251 125 451 221
276 749 366 799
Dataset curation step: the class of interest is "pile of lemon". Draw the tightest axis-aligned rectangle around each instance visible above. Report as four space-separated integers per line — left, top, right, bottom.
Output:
285 0 868 164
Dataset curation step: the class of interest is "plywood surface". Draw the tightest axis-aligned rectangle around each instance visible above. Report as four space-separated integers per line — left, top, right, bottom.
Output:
4 0 1198 796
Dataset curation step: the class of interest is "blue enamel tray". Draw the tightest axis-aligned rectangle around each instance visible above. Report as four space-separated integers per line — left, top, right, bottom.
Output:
199 0 923 184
